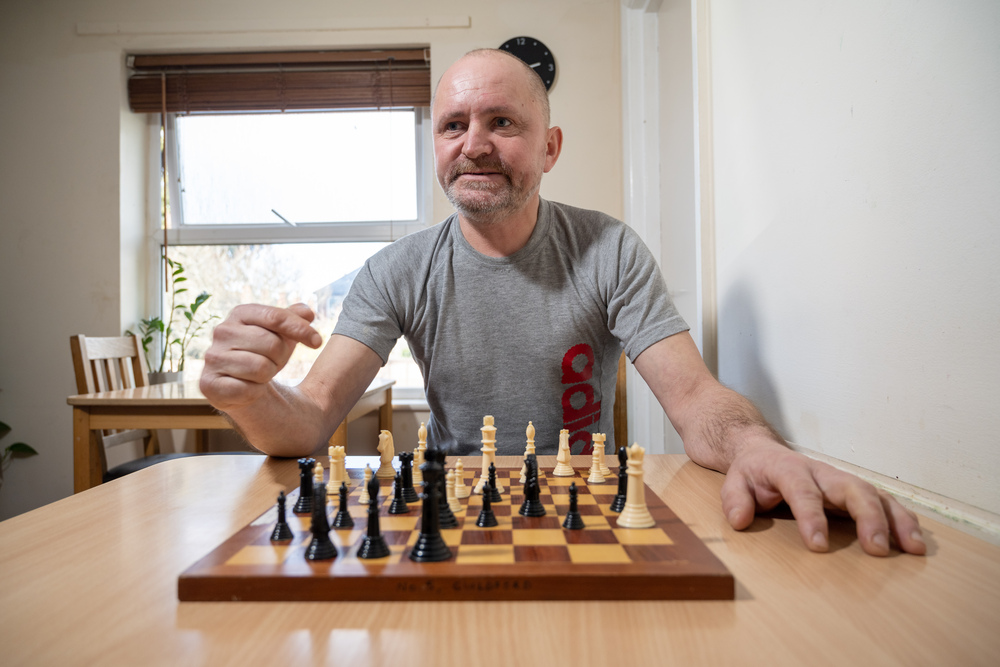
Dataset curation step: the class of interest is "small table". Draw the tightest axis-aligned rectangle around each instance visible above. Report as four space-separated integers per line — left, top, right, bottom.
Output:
68 377 394 492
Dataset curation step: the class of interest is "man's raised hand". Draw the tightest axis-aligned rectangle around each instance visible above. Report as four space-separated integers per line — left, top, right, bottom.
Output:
199 303 323 411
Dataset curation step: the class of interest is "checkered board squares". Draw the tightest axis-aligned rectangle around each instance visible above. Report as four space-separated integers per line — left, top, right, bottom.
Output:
178 465 734 602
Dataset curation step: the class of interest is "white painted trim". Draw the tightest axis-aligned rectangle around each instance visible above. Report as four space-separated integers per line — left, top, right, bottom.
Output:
792 444 1000 546
621 0 670 453
694 0 718 374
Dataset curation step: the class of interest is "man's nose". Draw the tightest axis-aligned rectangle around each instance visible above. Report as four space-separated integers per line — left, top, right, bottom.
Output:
462 122 493 159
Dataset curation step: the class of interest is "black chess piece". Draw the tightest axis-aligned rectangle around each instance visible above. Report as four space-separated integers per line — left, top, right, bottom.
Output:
398 452 419 503
476 483 499 528
519 456 546 517
270 491 294 542
332 481 354 529
293 457 315 515
610 446 628 513
358 474 391 559
562 482 585 530
487 462 502 503
305 484 337 561
424 449 458 528
409 447 452 562
388 471 410 514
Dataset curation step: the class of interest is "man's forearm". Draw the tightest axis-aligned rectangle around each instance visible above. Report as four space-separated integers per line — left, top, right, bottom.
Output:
220 381 338 458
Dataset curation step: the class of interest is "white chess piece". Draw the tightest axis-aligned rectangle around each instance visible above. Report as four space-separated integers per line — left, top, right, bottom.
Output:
552 429 575 476
376 430 395 479
474 416 503 493
413 422 426 486
593 432 612 477
587 446 606 484
358 464 373 505
520 421 536 483
617 443 655 528
446 469 462 513
454 459 470 499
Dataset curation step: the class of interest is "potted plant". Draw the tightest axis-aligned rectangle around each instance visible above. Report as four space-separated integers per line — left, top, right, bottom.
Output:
130 257 219 384
1 416 38 494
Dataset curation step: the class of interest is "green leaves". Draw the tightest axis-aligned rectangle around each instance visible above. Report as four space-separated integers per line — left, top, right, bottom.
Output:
0 419 38 489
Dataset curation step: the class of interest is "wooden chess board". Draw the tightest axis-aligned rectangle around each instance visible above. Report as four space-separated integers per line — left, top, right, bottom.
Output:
178 465 734 601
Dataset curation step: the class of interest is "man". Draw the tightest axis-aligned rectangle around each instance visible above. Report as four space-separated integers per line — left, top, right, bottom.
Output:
200 49 925 557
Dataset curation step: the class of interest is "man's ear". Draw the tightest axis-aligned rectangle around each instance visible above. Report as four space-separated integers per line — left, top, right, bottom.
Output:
543 126 563 173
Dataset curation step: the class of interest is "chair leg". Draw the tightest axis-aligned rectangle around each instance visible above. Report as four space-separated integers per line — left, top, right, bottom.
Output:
195 429 209 453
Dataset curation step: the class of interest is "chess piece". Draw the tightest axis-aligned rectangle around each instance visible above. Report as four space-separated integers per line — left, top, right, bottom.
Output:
562 483 585 530
327 445 347 493
487 463 502 503
409 447 452 562
305 484 336 560
587 446 606 484
454 459 470 499
398 451 419 503
270 491 294 542
519 455 546 517
412 422 427 486
376 430 395 479
388 471 410 514
313 460 325 489
552 429 575 476
610 445 628 513
520 421 536 483
357 474 390 559
474 415 503 494
293 458 315 515
617 444 655 528
358 464 373 505
332 482 354 529
446 469 462 514
430 449 458 528
593 432 612 477
476 484 499 528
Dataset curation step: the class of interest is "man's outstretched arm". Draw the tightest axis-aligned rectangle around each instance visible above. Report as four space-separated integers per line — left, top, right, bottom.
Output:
200 303 382 458
633 332 925 556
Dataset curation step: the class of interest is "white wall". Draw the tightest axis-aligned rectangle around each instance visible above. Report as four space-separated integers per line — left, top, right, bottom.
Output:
0 0 624 519
708 1 1000 514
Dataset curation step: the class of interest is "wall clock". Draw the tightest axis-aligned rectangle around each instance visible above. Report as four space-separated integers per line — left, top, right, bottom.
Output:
499 37 556 90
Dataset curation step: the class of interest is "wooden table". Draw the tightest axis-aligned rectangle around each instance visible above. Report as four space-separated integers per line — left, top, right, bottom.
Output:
68 378 394 493
1 454 997 666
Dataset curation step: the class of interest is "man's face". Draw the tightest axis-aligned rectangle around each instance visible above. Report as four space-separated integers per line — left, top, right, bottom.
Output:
432 54 557 223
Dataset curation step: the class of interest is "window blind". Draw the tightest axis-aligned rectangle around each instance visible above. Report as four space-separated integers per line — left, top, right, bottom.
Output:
127 48 431 113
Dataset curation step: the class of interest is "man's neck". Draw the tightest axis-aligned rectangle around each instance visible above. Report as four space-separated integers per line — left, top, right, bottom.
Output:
458 196 541 258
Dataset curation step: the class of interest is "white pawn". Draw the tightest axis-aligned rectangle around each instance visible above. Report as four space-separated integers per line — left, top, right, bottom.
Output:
446 469 462 514
594 432 612 477
552 429 575 477
587 446 606 484
358 464 373 505
454 459 470 499
313 460 325 486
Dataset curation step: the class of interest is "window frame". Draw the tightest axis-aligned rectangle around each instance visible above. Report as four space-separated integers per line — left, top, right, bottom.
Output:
158 106 432 247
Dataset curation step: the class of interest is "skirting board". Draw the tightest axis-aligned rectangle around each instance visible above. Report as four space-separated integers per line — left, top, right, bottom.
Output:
791 444 1000 546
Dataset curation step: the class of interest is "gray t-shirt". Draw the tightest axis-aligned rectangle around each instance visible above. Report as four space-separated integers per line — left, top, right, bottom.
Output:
334 199 689 455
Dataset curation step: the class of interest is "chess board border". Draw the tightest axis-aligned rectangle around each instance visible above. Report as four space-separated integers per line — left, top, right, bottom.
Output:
178 466 735 602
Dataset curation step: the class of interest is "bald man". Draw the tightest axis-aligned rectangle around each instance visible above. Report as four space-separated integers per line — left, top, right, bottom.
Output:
200 49 925 557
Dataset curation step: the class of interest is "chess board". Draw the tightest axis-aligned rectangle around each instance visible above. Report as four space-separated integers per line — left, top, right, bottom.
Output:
178 465 734 601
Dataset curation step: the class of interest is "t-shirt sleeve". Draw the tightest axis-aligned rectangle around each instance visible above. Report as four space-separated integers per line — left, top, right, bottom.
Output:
605 226 690 361
332 260 402 364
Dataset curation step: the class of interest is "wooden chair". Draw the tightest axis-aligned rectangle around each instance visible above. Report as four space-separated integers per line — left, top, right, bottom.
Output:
615 351 628 452
70 334 194 487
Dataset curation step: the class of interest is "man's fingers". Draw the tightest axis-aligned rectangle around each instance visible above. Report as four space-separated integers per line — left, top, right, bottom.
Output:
719 474 756 530
287 302 317 325
770 465 831 552
882 493 927 555
233 304 322 349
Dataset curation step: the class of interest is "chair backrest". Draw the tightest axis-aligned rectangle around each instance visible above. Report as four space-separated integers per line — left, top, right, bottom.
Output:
70 334 150 394
614 351 628 451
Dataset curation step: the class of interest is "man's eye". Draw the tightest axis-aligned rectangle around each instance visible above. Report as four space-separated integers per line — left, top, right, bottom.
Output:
445 122 462 132
495 118 512 128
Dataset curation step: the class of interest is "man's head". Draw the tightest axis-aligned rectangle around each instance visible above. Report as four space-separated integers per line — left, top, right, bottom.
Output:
432 49 562 225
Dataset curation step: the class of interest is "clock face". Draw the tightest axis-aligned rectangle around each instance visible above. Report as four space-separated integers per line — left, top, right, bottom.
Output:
499 37 556 90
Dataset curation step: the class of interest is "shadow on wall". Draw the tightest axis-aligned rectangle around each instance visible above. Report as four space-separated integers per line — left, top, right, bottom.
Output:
718 281 790 441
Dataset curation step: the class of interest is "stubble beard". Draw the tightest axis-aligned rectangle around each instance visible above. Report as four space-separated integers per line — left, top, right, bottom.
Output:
443 156 539 224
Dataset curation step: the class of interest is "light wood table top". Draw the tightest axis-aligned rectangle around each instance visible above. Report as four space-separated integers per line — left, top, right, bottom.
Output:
1 454 997 666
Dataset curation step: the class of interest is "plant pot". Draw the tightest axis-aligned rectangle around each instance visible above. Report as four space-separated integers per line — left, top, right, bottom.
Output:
148 371 185 385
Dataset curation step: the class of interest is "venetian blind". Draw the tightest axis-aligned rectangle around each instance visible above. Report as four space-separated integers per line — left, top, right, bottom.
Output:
127 48 431 113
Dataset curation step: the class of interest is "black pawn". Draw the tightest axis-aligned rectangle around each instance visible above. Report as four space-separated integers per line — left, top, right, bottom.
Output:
409 447 452 562
562 483 585 530
388 471 410 514
610 446 628 513
476 484 499 527
293 457 315 515
358 474 391 559
305 484 337 561
398 452 419 503
270 491 294 542
487 462 502 503
332 481 354 529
